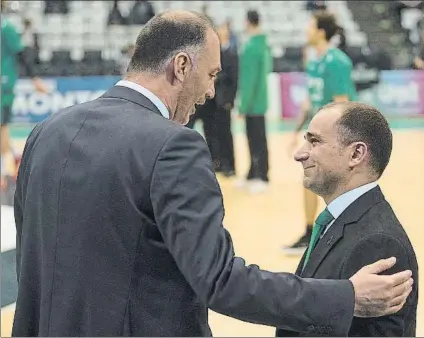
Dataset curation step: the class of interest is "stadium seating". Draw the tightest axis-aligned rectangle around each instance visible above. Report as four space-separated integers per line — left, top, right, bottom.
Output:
5 1 372 77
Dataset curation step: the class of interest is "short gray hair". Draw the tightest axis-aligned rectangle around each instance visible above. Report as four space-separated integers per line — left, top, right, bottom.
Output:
127 11 215 75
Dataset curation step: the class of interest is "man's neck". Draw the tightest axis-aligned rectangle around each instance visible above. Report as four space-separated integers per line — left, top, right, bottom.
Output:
248 26 261 36
323 178 377 205
315 40 331 57
124 73 175 118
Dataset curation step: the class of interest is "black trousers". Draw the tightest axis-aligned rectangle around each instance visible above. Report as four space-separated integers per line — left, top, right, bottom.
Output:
186 101 235 173
186 100 220 168
245 115 269 182
215 105 235 172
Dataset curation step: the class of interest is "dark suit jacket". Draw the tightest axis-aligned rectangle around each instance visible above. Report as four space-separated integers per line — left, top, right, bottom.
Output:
13 86 356 336
276 186 419 337
215 43 239 108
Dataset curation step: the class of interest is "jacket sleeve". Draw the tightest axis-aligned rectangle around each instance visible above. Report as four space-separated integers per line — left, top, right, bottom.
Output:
14 121 45 281
340 233 416 336
150 127 355 335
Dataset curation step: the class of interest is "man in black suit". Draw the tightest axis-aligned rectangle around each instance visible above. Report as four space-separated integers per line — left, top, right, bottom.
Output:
186 21 238 178
13 10 414 337
212 19 238 176
277 102 419 337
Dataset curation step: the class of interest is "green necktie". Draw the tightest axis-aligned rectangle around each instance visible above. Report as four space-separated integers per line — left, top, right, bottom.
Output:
302 208 334 270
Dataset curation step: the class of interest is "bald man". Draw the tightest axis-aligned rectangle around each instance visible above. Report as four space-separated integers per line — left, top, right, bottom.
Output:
13 10 413 337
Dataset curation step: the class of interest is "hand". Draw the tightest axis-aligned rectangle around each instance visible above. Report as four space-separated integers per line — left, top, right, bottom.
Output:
32 77 49 94
349 257 413 317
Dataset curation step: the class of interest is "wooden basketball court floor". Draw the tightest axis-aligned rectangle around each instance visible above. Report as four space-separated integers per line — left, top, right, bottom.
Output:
1 128 423 336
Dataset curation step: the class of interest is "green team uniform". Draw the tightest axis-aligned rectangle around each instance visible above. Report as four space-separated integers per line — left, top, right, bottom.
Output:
306 47 357 116
1 17 24 125
238 34 272 115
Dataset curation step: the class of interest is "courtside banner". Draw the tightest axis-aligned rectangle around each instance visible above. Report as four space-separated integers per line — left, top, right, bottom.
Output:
12 76 121 124
279 70 424 119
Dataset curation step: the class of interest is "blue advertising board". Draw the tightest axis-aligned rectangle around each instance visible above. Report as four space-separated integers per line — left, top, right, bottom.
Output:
11 76 121 124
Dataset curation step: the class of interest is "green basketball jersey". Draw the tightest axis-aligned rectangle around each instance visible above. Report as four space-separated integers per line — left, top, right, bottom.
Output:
1 17 24 107
306 48 357 114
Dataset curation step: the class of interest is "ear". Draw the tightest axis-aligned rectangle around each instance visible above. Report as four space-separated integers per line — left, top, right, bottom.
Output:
173 52 191 83
348 142 368 169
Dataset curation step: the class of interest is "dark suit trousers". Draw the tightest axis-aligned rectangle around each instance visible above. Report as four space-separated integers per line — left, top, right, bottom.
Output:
215 105 235 172
246 115 269 182
186 100 220 167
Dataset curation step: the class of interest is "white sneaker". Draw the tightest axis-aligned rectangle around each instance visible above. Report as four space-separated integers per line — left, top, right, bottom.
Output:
248 179 269 194
234 178 249 189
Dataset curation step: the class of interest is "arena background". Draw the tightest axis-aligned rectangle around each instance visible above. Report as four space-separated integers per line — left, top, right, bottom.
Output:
1 0 424 336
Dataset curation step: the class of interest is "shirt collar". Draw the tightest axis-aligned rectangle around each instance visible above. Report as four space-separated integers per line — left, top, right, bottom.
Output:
115 79 170 119
327 182 378 219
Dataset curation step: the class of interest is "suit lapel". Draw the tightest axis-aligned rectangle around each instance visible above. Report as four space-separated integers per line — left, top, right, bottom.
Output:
299 186 385 278
300 221 345 277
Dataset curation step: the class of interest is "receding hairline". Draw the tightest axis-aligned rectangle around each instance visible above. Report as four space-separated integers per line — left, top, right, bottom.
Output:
318 101 379 117
155 9 215 30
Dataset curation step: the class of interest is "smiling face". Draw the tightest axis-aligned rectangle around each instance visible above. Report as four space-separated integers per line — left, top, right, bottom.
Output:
294 106 351 199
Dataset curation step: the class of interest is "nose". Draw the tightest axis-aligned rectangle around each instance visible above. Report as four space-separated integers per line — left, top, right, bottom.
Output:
206 85 215 99
294 144 309 162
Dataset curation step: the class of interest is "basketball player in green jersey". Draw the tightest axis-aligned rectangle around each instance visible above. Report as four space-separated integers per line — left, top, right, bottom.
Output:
282 10 357 255
1 0 47 190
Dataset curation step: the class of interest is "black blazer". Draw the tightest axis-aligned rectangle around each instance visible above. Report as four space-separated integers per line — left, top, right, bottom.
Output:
215 44 239 108
13 86 356 336
276 186 419 337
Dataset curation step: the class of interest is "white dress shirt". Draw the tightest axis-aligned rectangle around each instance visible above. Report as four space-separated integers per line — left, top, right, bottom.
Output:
115 79 170 119
322 181 378 236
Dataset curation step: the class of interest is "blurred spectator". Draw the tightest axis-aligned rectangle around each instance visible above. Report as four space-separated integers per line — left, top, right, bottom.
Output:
413 22 424 69
127 0 155 25
119 43 135 75
21 18 39 51
306 0 327 12
227 19 239 49
107 1 127 26
44 0 69 15
236 10 272 193
392 0 423 24
20 18 40 69
213 20 239 177
186 100 220 170
186 17 239 175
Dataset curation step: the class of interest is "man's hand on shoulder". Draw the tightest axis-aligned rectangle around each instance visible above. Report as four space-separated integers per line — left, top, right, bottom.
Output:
349 257 413 317
341 233 414 318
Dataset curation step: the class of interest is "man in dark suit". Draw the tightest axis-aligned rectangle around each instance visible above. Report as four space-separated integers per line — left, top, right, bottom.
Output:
185 98 220 169
213 19 238 176
277 102 419 337
13 10 414 337
186 20 238 178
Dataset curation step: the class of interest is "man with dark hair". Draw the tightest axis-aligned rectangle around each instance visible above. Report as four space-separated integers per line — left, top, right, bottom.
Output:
236 9 271 193
277 101 418 337
13 10 414 337
283 10 357 255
